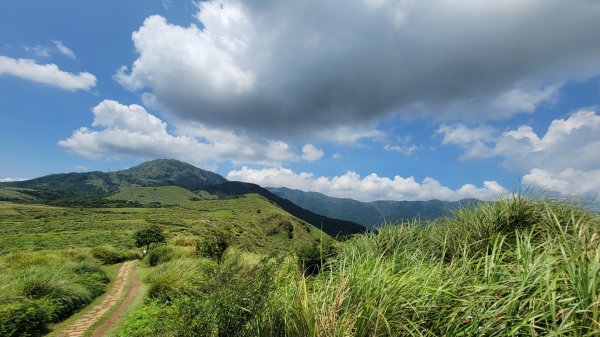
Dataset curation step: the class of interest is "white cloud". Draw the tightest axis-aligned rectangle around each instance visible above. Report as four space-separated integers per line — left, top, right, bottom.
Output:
0 178 26 182
436 123 496 159
383 144 418 155
0 56 96 91
115 0 600 137
492 83 561 115
301 144 324 162
439 108 600 198
383 135 419 155
24 45 50 58
332 152 343 160
59 100 298 168
522 168 600 199
227 166 506 202
52 40 76 59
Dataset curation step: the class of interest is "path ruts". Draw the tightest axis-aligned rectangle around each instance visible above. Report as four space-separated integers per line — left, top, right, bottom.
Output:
57 260 137 337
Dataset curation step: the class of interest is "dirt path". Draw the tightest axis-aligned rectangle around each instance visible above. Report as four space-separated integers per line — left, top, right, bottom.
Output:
57 260 138 337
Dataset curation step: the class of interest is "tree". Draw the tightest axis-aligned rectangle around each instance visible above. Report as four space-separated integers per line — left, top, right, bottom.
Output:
134 225 166 255
196 233 228 262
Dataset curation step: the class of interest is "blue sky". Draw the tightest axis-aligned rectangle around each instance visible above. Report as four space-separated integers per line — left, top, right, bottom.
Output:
1 0 599 201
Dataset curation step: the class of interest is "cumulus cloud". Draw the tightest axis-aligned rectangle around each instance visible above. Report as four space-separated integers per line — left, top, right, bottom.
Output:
116 0 600 138
522 168 600 199
0 56 95 91
51 40 76 59
59 100 299 168
439 108 600 198
227 166 506 202
301 144 324 161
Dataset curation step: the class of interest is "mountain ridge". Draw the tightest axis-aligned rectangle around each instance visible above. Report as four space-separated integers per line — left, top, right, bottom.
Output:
201 181 367 237
0 159 366 236
0 159 227 194
268 187 479 227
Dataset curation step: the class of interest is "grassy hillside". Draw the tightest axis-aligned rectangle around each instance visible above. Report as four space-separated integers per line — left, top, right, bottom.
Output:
106 186 199 206
114 196 599 336
0 194 328 336
0 159 226 195
269 186 477 227
0 187 39 202
0 194 325 255
202 182 366 236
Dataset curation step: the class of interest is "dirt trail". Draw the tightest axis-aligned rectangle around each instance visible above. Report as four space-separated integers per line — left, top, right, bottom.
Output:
57 260 138 337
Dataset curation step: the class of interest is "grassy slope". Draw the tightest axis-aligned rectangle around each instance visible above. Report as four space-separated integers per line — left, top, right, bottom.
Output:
0 194 328 337
106 186 198 206
114 196 599 337
0 194 325 255
0 187 39 202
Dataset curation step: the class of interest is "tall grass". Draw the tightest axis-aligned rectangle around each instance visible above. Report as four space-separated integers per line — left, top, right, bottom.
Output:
0 249 111 337
260 196 599 336
115 196 598 336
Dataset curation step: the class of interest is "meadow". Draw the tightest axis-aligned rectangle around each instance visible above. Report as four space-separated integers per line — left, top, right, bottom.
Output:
0 194 598 336
0 194 323 336
116 195 599 337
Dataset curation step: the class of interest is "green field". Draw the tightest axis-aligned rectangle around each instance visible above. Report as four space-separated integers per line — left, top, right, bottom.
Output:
106 186 200 206
0 194 323 255
1 195 598 337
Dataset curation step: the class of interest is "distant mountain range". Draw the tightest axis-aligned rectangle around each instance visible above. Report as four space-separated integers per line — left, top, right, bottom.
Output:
268 187 478 227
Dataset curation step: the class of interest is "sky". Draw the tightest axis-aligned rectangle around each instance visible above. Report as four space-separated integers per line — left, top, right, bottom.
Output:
1 0 600 202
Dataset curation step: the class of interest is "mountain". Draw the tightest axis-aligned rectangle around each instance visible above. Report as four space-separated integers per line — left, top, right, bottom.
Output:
0 160 365 236
201 182 367 237
1 159 227 195
268 187 478 227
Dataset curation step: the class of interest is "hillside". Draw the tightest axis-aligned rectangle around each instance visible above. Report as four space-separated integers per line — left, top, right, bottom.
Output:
201 182 367 236
268 187 478 227
0 187 39 202
0 193 325 255
107 186 200 206
0 159 226 195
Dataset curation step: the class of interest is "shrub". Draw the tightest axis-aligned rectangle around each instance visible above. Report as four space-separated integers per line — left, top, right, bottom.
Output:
146 258 216 302
196 234 229 262
297 238 338 275
0 299 53 337
17 265 94 319
145 245 175 267
91 245 140 265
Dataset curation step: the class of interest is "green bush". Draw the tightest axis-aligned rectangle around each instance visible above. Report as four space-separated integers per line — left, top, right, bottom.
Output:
146 258 216 302
296 238 338 275
0 299 53 337
114 301 165 337
18 265 93 319
91 245 140 265
196 234 229 262
145 244 175 267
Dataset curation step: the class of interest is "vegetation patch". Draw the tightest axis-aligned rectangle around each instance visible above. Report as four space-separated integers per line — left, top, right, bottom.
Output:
107 186 199 206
